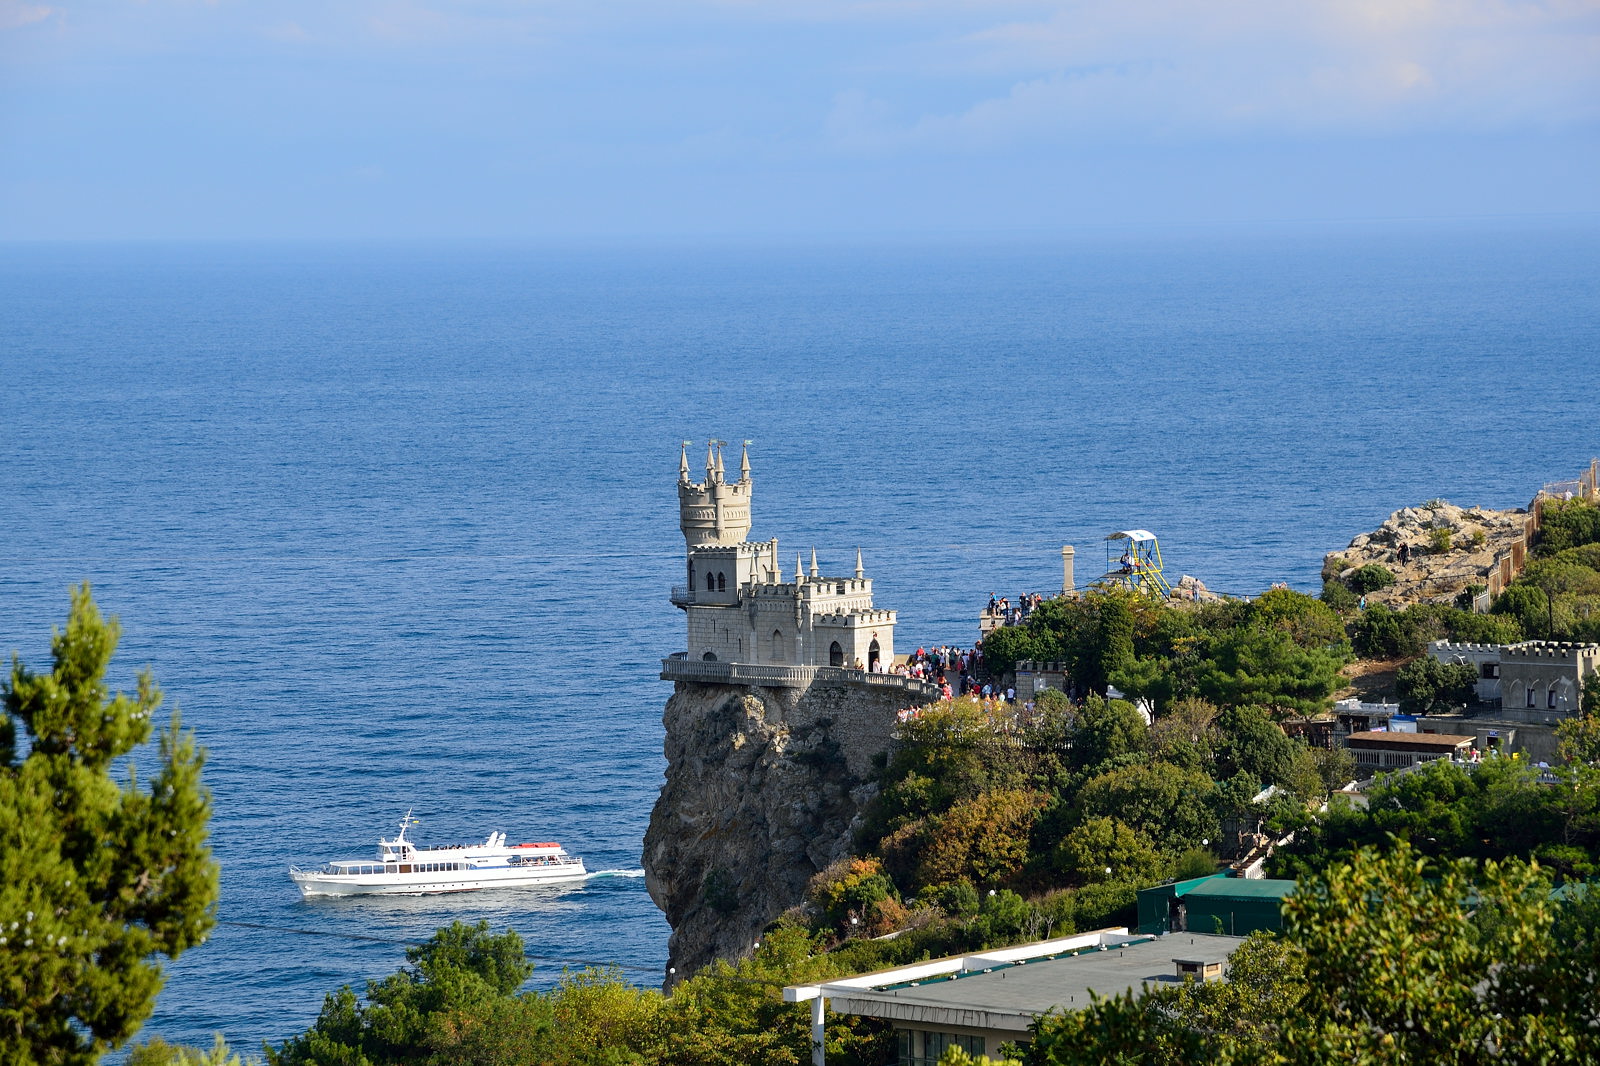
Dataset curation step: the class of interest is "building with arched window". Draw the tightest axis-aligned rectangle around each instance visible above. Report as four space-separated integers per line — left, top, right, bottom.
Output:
668 442 896 671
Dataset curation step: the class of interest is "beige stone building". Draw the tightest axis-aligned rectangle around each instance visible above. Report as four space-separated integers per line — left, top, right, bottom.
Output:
670 442 896 670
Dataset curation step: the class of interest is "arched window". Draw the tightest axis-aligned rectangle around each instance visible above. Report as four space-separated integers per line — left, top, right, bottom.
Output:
706 572 715 591
717 572 726 592
868 639 881 672
829 641 844 667
1528 683 1539 708
702 651 717 661
771 630 785 662
1508 680 1525 708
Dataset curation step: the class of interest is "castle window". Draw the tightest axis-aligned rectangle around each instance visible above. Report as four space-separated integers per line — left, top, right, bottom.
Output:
771 630 785 662
1549 686 1559 709
1528 684 1538 708
702 651 717 662
706 573 715 591
868 638 881 672
829 641 843 667
717 572 726 592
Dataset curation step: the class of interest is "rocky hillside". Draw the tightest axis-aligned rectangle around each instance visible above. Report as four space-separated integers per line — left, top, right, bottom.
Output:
1322 500 1530 607
642 679 915 982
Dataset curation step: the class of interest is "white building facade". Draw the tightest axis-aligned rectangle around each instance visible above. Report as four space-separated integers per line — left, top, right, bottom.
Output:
671 442 896 671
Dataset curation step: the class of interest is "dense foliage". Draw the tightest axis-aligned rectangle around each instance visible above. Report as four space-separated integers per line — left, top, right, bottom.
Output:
1 586 218 1065
265 921 894 1066
981 587 1349 717
1268 755 1600 881
1025 842 1600 1066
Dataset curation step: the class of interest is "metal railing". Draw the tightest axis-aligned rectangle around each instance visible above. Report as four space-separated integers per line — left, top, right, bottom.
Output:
660 657 940 700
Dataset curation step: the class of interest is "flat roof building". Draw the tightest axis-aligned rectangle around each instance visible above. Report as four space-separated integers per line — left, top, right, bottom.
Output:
784 929 1246 1066
1345 730 1473 772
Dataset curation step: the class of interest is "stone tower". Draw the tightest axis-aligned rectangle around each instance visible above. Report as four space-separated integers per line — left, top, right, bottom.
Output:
678 440 753 548
669 442 895 670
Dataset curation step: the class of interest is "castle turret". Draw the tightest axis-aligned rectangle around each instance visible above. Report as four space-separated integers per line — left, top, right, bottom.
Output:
679 439 752 548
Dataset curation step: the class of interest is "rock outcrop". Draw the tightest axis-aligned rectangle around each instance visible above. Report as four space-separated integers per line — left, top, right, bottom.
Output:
642 678 915 983
1323 500 1532 606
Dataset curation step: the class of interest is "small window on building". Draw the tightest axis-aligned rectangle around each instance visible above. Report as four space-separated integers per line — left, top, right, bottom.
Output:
771 630 785 662
829 641 843 667
1528 685 1538 708
706 573 715 591
1549 686 1559 709
1483 663 1499 679
717 572 726 592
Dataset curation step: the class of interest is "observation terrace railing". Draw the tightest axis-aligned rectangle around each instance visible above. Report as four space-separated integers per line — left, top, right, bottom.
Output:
660 655 941 702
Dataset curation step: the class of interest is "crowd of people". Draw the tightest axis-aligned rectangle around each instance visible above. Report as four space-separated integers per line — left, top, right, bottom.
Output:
983 591 1047 627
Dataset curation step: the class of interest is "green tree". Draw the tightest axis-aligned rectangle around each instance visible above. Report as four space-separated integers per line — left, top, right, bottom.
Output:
1067 697 1148 774
1026 844 1600 1065
1075 762 1219 856
1196 628 1343 717
1 586 218 1066
1492 584 1553 640
268 921 541 1066
1213 704 1302 787
1393 657 1478 715
1056 817 1167 887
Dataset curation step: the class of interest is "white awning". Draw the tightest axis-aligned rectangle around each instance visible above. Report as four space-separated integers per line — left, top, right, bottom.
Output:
1105 529 1156 542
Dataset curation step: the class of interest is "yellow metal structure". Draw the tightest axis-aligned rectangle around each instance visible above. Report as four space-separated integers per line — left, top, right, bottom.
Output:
1103 530 1173 600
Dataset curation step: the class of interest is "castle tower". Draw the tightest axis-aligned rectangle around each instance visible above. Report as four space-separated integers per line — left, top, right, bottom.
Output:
678 440 752 548
669 443 897 672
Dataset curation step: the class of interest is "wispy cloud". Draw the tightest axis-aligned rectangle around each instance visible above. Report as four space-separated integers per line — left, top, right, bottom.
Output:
819 0 1600 152
0 0 54 31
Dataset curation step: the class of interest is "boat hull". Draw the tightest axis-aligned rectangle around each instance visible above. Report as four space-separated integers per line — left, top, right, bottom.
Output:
290 862 589 897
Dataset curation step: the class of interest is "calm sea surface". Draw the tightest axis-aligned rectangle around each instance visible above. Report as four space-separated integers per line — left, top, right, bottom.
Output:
1 224 1596 1054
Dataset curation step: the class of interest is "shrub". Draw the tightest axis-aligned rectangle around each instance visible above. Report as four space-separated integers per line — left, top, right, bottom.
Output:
806 857 899 932
1321 578 1358 611
1347 564 1396 595
1428 526 1454 554
1172 847 1218 881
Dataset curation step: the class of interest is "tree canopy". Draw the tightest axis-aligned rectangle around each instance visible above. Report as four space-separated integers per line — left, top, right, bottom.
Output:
1 585 218 1065
1025 842 1600 1065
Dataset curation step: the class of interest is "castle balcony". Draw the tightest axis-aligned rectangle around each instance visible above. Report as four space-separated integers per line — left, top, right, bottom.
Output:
660 657 941 702
670 585 693 607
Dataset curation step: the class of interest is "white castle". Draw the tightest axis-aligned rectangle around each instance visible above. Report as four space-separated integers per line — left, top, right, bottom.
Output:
670 441 897 671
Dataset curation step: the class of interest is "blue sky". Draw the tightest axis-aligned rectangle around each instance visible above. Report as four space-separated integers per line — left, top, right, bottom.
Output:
3 0 1597 240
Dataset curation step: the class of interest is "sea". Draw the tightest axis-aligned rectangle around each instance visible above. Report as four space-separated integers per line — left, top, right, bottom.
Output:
1 221 1596 1056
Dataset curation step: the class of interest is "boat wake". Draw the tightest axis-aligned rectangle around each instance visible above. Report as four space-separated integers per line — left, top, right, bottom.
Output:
587 868 646 879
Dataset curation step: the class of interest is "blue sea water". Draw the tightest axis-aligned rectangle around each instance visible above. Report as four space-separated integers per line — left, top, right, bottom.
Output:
1 222 1596 1055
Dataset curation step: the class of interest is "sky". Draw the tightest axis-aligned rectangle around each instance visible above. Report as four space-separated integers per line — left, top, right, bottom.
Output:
2 0 1598 240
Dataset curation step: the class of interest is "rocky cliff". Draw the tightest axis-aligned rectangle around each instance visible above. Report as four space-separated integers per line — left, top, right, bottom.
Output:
642 678 915 982
1324 500 1532 606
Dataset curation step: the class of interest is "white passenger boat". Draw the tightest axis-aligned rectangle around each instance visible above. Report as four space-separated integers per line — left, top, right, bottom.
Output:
289 813 587 897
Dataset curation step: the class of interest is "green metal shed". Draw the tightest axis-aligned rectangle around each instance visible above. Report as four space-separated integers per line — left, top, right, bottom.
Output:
1137 874 1296 935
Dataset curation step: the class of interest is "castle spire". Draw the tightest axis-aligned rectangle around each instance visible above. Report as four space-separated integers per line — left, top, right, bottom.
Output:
714 441 725 480
739 440 751 482
679 441 690 483
809 548 819 579
705 440 716 483
795 553 804 582
855 548 864 580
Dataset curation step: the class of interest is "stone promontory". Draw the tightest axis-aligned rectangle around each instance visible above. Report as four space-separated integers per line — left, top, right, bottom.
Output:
642 675 917 983
1322 500 1532 607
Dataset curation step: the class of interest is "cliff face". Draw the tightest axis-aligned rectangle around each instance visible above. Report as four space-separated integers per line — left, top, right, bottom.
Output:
642 679 909 981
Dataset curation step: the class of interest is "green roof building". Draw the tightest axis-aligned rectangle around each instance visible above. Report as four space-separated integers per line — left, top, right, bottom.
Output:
1137 874 1296 936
